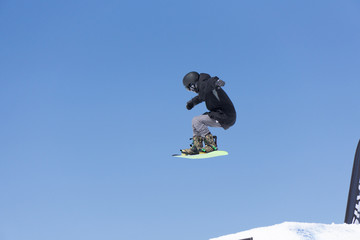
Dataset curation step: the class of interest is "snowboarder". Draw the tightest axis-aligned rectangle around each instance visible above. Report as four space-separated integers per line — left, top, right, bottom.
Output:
181 71 236 155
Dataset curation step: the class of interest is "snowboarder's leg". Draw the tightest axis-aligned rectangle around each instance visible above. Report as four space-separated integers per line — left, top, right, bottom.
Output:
181 115 221 154
192 114 221 137
192 115 221 153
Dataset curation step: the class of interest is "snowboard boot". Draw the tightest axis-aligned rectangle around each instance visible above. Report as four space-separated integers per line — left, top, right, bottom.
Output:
181 136 204 155
203 133 218 153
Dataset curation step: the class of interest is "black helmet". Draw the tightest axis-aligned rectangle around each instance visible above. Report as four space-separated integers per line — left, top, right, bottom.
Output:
183 71 199 90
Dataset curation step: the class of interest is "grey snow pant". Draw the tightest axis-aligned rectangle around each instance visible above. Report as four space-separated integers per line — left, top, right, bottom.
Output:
192 114 222 137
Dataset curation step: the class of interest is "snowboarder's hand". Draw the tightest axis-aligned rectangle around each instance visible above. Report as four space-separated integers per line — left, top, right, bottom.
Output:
186 101 194 110
215 79 225 87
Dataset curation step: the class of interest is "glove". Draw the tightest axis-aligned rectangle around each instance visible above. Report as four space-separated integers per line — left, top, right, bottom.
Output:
215 79 225 87
186 101 194 110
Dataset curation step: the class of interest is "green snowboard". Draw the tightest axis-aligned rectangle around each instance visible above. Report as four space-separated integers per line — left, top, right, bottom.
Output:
172 150 228 159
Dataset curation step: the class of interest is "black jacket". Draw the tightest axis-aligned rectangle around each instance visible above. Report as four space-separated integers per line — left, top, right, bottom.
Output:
188 73 236 130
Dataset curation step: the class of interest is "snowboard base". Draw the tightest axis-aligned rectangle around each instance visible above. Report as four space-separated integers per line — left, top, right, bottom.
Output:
172 150 228 159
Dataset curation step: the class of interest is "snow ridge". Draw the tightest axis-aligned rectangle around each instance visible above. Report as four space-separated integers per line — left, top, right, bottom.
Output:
210 222 360 240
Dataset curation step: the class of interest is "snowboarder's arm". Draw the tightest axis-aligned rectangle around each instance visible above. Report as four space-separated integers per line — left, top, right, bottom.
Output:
186 96 203 110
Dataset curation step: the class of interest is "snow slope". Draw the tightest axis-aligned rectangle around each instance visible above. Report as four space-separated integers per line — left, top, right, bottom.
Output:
210 222 360 240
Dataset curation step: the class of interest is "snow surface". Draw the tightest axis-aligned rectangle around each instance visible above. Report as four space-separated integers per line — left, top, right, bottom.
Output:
210 222 360 240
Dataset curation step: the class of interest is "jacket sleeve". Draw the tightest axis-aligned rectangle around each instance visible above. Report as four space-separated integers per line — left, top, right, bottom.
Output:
188 95 203 107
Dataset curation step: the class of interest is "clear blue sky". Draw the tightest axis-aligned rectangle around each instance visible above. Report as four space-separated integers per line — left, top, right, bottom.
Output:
1 1 360 240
